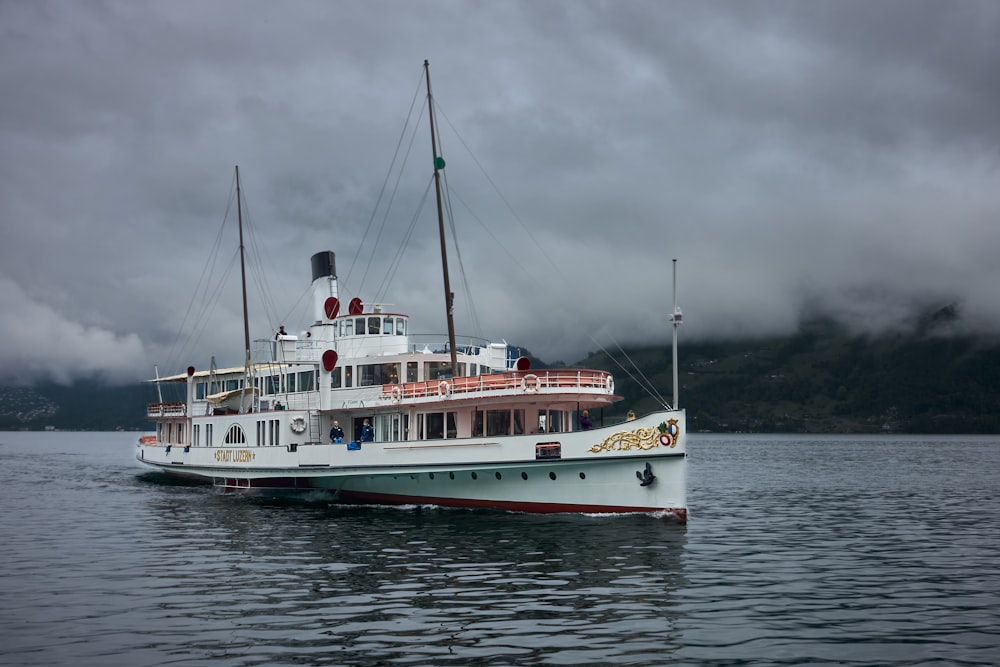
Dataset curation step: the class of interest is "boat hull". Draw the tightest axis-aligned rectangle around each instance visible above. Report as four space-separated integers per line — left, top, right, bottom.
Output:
138 411 687 521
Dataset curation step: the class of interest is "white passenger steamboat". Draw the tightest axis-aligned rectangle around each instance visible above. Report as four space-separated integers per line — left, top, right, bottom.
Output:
137 62 687 520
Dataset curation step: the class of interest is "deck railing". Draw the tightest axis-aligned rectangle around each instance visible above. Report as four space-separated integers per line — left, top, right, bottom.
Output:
146 402 187 418
380 369 614 402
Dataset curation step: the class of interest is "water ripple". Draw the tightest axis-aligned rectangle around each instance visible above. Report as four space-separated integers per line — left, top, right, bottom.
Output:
1 432 999 665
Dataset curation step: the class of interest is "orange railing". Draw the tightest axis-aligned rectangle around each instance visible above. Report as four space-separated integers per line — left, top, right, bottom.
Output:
380 369 613 402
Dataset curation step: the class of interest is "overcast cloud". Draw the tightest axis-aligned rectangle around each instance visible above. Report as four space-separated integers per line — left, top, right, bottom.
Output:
1 0 998 385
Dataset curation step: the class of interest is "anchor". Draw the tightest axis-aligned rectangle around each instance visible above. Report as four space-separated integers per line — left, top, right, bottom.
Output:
636 462 656 487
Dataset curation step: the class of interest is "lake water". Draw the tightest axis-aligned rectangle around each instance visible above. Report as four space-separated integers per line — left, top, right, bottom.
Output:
1 431 998 666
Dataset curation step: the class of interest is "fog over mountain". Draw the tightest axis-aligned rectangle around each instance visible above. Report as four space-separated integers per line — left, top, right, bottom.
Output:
2 1 999 385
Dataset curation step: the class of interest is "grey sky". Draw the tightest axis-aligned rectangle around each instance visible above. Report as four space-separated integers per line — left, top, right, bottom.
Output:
2 0 998 385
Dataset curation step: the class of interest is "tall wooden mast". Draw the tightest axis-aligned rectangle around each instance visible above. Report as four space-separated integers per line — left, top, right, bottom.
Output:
424 60 459 377
235 165 253 411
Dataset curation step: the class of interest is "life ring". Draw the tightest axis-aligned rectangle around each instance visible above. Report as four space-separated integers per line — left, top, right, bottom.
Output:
605 375 615 393
438 380 451 397
521 374 540 393
290 416 307 434
390 385 403 402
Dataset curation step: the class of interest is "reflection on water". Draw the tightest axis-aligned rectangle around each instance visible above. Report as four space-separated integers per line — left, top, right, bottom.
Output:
140 488 688 665
2 432 999 666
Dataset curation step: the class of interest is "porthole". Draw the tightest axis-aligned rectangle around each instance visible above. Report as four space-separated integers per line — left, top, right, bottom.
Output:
471 472 478 480
495 471 502 480
449 472 455 480
549 471 557 480
429 472 435 480
521 472 528 480
579 472 586 479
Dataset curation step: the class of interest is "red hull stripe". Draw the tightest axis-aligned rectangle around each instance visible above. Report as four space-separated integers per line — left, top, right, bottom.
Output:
181 473 687 522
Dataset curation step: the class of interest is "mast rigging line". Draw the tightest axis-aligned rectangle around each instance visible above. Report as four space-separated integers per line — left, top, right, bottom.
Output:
423 96 674 407
344 66 427 298
161 168 287 376
374 174 436 305
162 172 238 374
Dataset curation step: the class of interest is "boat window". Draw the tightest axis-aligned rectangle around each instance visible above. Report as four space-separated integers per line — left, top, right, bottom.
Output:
424 361 453 381
383 317 393 334
193 424 200 446
227 379 239 391
469 364 478 376
265 375 280 395
359 363 401 386
330 367 342 389
374 413 404 442
457 363 466 377
344 366 353 388
473 410 484 437
342 319 353 336
196 382 207 399
416 413 425 439
548 410 562 433
426 413 444 439
288 373 297 393
225 424 247 444
206 424 213 447
385 363 400 384
513 409 525 435
299 371 315 392
368 317 381 334
355 317 365 335
486 409 510 437
422 412 457 439
396 319 405 335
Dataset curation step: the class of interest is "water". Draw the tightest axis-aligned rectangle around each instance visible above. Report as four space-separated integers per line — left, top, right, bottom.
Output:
1 432 998 666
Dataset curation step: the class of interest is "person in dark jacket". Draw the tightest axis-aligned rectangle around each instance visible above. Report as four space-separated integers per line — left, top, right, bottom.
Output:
579 410 593 430
360 418 375 442
329 420 345 443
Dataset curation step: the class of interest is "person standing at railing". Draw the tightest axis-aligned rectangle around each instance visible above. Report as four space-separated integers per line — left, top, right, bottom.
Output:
329 420 345 444
360 418 375 442
579 410 593 431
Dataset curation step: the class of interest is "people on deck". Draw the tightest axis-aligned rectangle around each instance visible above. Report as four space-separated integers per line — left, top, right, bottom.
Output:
579 410 593 430
329 420 345 444
360 418 375 442
275 325 287 339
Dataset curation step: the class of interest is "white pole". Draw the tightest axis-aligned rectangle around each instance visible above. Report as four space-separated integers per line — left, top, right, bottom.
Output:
154 365 163 404
670 259 682 410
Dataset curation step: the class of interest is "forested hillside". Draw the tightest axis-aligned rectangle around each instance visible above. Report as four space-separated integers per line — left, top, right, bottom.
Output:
4 315 999 433
581 316 1000 433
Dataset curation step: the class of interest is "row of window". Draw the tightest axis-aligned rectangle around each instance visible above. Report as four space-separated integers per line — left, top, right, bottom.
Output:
195 371 317 400
369 408 567 441
162 421 283 447
337 316 406 337
158 406 568 447
331 361 492 389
